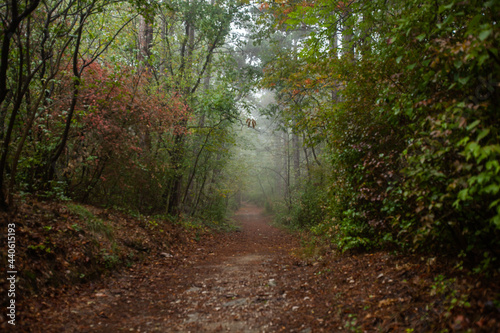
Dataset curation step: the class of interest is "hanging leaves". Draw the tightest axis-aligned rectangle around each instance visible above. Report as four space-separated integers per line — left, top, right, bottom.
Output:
246 118 256 128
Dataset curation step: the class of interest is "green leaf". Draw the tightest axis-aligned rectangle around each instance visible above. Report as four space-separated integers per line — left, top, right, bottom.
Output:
458 76 470 85
285 18 299 26
438 2 454 13
477 129 490 142
484 0 495 7
491 215 500 229
486 160 500 173
489 199 500 209
478 29 492 41
302 17 319 25
458 136 470 146
416 34 426 41
475 172 490 185
458 189 469 201
465 142 480 159
478 53 490 66
466 120 480 131
483 184 500 195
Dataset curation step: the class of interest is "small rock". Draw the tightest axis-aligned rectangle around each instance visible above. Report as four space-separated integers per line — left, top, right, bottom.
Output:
223 298 248 307
186 287 201 293
160 253 173 258
184 313 200 324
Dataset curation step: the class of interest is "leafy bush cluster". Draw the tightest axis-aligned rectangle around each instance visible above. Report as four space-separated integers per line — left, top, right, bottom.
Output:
262 0 500 269
17 61 189 212
1 0 254 220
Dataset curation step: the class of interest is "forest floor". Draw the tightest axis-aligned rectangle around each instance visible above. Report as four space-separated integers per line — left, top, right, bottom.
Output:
3 203 500 332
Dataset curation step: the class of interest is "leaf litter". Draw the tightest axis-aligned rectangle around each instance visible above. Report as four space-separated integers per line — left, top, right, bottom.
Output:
1 202 499 332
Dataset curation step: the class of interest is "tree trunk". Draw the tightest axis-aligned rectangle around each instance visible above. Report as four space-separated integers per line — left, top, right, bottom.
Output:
47 12 86 182
292 132 300 185
0 0 41 108
167 131 186 215
138 15 154 64
0 0 41 211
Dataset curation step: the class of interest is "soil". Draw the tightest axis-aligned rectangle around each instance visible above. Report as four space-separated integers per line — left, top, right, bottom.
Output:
7 204 500 332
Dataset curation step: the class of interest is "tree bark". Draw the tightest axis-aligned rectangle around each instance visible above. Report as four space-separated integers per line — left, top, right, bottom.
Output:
0 0 41 108
292 132 300 185
0 0 41 211
47 16 84 181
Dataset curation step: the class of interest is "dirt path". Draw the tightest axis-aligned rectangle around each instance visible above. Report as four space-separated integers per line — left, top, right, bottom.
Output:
18 204 500 332
22 204 311 332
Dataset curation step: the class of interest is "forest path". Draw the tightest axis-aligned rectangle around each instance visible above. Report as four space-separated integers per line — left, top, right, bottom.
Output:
23 204 315 332
18 204 500 332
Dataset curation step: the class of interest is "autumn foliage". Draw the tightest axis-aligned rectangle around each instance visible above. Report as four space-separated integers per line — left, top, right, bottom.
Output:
14 60 189 211
67 63 188 208
0 0 247 217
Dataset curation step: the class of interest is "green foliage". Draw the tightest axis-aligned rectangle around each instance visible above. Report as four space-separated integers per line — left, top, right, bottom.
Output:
0 0 252 226
292 180 328 229
66 203 113 239
262 0 500 270
100 248 120 269
385 0 500 265
28 243 53 254
430 274 471 317
36 181 71 202
274 168 330 232
344 314 362 333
